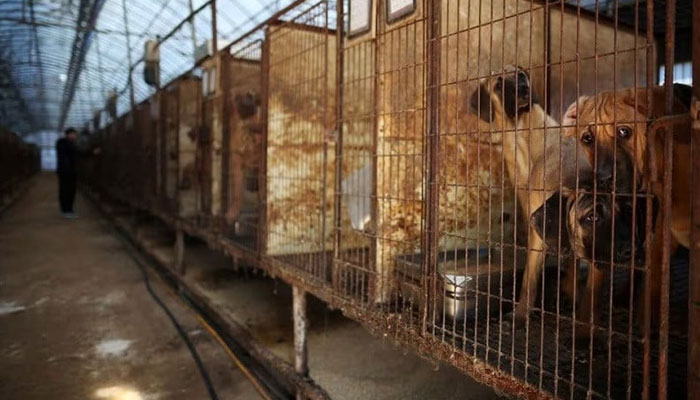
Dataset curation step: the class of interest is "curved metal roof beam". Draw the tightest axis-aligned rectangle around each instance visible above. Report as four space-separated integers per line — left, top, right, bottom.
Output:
57 0 106 131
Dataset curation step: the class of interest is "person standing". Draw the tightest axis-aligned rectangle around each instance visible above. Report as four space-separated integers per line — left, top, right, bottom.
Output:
56 128 79 218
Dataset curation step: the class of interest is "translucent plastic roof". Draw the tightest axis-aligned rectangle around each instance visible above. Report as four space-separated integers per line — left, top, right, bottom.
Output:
0 0 294 136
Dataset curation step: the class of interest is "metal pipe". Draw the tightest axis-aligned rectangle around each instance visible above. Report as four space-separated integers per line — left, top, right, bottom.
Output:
188 0 198 57
331 0 344 290
421 0 441 334
221 0 307 53
292 285 308 390
210 0 217 54
689 0 700 397
658 0 677 398
121 0 135 108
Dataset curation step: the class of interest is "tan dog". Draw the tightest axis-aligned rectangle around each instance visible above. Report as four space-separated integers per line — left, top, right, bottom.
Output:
470 67 589 318
562 84 693 326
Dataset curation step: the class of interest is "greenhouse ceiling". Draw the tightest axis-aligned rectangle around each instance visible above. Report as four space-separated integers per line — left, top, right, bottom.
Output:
0 0 292 136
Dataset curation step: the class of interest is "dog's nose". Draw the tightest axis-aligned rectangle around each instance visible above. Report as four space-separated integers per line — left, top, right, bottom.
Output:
517 82 529 95
597 165 614 186
616 246 632 261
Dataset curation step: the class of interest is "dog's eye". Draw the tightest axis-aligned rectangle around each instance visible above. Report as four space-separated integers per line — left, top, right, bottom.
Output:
581 131 594 145
494 78 503 91
617 126 632 139
585 211 598 224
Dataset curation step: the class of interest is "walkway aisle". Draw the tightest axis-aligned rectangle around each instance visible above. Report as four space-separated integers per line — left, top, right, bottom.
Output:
0 174 259 400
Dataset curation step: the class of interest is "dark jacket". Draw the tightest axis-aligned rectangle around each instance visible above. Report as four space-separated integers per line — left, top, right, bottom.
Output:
56 138 77 178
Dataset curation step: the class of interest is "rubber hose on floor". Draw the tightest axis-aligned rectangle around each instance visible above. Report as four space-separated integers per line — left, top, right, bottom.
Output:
126 243 220 400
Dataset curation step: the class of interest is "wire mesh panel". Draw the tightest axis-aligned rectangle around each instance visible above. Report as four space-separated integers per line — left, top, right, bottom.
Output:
176 76 203 220
218 42 264 252
263 1 337 281
335 0 428 326
422 0 693 398
158 76 202 218
161 85 179 215
137 100 158 210
372 0 427 309
124 111 138 204
114 115 129 201
199 54 225 228
334 9 376 304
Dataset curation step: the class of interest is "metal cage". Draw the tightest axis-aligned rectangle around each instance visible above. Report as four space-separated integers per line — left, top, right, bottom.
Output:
78 0 700 398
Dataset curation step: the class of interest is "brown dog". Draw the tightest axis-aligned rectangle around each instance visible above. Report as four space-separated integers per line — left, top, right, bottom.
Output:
562 84 693 326
470 67 593 318
531 179 644 333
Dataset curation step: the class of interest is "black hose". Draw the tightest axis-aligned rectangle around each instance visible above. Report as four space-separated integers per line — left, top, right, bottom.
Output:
121 234 220 400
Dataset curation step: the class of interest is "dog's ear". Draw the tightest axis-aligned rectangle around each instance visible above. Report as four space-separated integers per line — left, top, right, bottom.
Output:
469 83 493 123
530 193 571 252
562 97 589 135
673 83 693 109
632 85 693 144
554 137 594 190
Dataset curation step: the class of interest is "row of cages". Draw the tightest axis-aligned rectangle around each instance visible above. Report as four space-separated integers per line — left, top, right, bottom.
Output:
0 126 40 200
78 0 700 398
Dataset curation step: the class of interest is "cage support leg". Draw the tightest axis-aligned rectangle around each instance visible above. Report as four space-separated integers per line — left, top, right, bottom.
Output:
293 285 308 399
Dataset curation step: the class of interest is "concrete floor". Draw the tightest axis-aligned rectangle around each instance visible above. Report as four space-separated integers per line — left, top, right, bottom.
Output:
135 219 502 398
0 174 261 400
0 174 502 400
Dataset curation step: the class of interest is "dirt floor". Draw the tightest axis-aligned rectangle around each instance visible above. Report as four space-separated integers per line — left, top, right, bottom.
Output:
0 174 261 400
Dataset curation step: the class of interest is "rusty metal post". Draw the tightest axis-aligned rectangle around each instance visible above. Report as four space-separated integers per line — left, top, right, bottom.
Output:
689 0 700 397
210 0 217 52
121 0 135 108
658 0 677 398
421 0 441 334
331 0 344 290
642 2 655 398
258 36 270 260
293 285 309 400
175 228 185 275
187 0 198 55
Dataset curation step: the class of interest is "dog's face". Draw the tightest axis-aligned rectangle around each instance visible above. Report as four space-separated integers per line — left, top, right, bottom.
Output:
563 85 693 190
235 91 260 119
562 89 661 193
531 190 645 267
470 66 538 126
566 193 645 267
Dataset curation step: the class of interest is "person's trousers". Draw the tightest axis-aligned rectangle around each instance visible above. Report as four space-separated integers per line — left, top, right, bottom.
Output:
58 174 76 213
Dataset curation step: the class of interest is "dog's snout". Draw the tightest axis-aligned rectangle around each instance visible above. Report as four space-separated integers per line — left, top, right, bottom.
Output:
516 73 529 96
597 164 614 186
517 82 529 96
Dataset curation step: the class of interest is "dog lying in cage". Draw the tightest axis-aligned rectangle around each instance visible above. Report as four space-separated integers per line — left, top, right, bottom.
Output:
562 83 693 328
470 66 645 333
